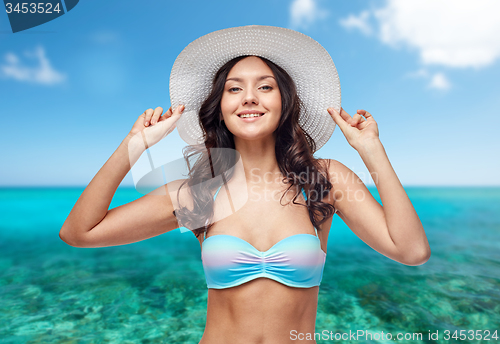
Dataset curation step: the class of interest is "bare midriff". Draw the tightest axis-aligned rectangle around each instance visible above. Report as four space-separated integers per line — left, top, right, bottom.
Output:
199 278 319 344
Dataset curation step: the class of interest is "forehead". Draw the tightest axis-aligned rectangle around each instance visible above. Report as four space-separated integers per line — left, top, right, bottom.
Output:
227 56 274 78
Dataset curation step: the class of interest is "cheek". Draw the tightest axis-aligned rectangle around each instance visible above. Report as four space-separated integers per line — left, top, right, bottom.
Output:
220 95 238 116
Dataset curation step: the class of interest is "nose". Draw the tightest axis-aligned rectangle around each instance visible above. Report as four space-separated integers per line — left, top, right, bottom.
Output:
242 88 259 106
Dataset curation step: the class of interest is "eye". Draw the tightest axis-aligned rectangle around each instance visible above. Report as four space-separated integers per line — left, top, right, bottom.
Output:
260 85 273 90
228 87 241 92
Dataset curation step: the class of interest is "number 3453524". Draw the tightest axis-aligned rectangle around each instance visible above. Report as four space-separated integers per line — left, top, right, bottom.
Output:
5 3 62 14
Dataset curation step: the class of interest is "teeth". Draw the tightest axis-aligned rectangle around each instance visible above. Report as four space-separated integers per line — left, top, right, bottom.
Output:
240 113 262 118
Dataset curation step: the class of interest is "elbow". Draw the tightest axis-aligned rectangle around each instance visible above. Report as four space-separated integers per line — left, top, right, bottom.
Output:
59 229 74 246
401 247 431 266
59 227 83 247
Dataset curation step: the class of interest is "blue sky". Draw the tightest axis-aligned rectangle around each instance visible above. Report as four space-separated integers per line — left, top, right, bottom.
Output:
1 0 499 187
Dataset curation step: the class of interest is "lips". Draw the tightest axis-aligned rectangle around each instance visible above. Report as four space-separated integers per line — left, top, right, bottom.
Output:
236 113 265 122
237 113 265 118
237 109 265 116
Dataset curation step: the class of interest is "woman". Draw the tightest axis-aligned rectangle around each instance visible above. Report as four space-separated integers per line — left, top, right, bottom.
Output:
60 26 430 343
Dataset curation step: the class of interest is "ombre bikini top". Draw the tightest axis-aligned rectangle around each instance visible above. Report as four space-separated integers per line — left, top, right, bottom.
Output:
201 184 327 289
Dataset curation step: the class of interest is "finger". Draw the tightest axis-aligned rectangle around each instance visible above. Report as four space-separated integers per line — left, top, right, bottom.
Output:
342 108 361 126
338 107 356 125
172 104 185 117
164 104 185 123
327 107 350 132
357 109 374 120
352 113 364 126
144 108 154 126
154 106 185 139
358 120 371 129
158 107 173 122
150 107 164 125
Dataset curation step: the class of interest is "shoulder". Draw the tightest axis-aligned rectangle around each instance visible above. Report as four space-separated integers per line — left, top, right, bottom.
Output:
164 178 200 240
317 158 374 212
317 158 355 185
162 178 194 210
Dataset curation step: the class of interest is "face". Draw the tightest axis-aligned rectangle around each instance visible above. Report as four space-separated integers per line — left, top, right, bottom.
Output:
220 56 282 143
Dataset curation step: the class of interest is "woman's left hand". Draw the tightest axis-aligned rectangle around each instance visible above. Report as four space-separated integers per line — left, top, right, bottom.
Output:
327 107 380 151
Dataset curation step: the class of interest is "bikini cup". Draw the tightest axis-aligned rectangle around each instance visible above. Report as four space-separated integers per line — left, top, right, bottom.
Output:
201 184 326 289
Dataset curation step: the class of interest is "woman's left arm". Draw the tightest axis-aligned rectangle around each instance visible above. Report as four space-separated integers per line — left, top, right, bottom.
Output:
327 107 431 265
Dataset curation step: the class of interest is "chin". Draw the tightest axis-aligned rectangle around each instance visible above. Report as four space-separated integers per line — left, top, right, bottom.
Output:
232 131 276 142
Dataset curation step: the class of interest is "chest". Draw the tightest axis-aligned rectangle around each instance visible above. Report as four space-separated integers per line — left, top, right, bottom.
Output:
204 185 331 253
216 186 308 226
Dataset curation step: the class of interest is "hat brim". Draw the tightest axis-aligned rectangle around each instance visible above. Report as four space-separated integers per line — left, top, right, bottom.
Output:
170 25 341 152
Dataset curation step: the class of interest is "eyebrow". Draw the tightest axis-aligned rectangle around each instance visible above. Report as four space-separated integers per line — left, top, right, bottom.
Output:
225 75 276 83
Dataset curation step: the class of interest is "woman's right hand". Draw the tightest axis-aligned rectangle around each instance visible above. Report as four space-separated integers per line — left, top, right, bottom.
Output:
127 105 185 149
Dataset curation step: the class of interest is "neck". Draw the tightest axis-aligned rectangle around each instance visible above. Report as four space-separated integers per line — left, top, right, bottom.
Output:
233 135 283 187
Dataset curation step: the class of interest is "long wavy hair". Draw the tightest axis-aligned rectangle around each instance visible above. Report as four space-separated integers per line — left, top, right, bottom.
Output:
174 55 336 238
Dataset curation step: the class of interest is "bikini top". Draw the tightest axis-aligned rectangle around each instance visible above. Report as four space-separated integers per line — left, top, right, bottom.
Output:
201 184 327 289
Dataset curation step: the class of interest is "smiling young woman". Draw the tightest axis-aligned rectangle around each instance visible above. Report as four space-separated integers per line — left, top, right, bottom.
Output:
59 25 430 344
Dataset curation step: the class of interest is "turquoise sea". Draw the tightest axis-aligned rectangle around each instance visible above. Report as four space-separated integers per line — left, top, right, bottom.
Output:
0 187 499 343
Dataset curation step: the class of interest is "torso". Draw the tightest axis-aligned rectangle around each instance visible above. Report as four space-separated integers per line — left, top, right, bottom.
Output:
195 180 334 344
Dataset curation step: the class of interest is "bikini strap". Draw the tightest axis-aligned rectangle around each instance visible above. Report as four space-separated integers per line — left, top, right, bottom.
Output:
301 187 308 202
302 187 320 238
204 183 224 242
213 183 224 201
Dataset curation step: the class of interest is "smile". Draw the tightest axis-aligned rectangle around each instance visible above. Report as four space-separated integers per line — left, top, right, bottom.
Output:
237 113 265 122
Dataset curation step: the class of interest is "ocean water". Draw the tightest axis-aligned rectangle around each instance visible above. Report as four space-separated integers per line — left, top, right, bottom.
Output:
0 186 499 343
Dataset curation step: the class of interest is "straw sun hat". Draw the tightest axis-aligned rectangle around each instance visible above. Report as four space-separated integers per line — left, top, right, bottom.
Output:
169 25 341 152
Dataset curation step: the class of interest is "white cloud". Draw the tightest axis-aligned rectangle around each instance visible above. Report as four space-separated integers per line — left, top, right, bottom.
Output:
290 0 328 29
339 10 372 36
341 0 500 69
0 46 66 85
428 73 451 90
405 68 452 91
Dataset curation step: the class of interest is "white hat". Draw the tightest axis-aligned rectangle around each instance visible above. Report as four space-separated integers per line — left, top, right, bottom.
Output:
169 25 341 152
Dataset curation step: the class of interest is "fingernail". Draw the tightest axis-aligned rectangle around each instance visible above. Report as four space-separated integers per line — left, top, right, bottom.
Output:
145 121 149 126
179 105 185 112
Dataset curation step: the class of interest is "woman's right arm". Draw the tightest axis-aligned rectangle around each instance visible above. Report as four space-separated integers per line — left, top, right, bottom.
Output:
59 105 185 248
